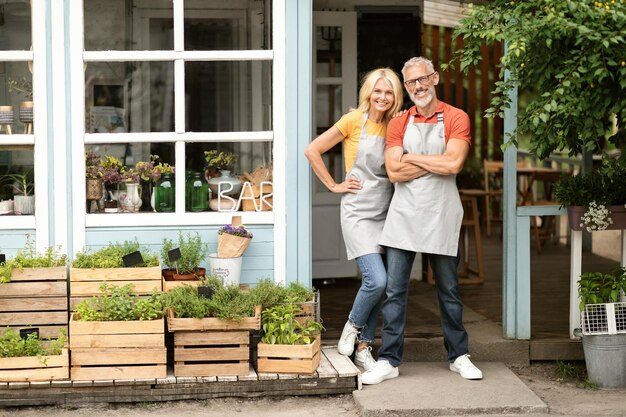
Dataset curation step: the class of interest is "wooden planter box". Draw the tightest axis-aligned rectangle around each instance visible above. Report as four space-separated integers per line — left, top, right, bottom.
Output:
162 276 202 292
257 335 321 375
69 265 162 309
296 291 321 325
69 313 166 381
167 306 260 377
0 266 68 341
0 349 69 382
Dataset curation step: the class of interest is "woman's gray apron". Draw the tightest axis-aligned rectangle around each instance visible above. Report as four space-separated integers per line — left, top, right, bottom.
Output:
379 112 462 256
340 112 393 260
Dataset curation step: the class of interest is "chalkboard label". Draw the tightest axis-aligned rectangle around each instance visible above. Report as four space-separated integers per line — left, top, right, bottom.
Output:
122 251 144 267
168 248 181 263
20 328 39 340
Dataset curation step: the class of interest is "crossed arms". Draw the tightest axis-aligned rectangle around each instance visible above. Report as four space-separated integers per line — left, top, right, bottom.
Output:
385 138 470 183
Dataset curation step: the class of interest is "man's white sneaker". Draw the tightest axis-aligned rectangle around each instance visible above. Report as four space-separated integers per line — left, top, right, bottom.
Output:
449 354 483 380
337 321 359 356
354 346 377 371
361 360 399 385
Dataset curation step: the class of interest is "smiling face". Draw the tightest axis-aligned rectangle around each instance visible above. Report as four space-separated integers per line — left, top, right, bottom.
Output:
403 64 439 111
368 78 395 116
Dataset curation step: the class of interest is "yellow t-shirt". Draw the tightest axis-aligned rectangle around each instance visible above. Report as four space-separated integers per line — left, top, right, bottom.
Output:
334 110 387 173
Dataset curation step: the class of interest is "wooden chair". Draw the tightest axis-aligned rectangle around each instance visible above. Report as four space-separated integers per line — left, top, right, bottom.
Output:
482 159 528 237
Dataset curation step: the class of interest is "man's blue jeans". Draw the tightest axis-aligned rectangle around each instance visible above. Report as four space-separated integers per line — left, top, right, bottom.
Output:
377 247 468 366
348 253 387 344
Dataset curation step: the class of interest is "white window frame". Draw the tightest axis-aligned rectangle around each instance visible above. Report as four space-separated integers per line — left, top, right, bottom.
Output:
0 0 49 252
70 0 286 280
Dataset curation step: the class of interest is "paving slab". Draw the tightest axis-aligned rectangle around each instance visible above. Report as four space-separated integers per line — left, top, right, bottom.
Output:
353 362 548 417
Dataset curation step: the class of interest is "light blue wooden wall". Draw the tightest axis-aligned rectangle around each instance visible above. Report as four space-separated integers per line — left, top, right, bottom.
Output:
85 226 274 285
0 230 36 257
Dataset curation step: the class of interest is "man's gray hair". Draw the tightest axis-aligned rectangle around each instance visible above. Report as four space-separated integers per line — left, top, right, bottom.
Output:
402 57 435 77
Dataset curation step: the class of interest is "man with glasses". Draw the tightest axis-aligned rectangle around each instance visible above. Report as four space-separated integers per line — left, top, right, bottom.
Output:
361 56 483 385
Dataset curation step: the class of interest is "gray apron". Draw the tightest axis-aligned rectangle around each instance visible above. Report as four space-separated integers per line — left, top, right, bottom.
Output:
379 112 463 256
340 112 393 260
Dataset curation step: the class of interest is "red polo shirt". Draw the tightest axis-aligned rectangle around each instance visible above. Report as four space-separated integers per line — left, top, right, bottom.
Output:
386 101 471 149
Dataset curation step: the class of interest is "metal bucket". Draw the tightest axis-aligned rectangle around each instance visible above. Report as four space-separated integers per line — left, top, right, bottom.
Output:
582 333 626 389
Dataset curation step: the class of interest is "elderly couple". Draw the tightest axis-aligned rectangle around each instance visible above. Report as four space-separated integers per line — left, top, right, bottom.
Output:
305 56 483 385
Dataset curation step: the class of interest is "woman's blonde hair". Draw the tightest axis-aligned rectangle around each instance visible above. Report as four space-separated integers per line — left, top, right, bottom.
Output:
356 67 403 121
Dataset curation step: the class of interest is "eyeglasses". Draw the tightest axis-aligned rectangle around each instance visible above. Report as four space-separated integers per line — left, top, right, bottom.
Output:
404 72 436 88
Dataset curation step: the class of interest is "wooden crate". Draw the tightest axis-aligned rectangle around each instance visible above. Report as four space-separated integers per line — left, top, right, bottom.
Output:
297 291 320 324
0 266 68 341
0 348 69 382
167 306 260 377
257 336 321 374
69 313 166 380
69 265 162 309
162 276 201 292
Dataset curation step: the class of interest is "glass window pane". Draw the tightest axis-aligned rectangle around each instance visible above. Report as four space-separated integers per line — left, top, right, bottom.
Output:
0 0 31 51
85 61 174 133
0 149 34 215
316 26 342 77
84 0 272 51
315 84 342 135
186 61 272 132
184 0 272 50
0 62 33 134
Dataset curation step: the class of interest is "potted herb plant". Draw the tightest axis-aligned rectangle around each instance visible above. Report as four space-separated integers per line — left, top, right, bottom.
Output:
554 158 626 232
69 240 161 308
208 221 253 287
161 231 208 287
0 328 68 382
204 150 242 201
163 280 260 377
0 171 34 215
70 283 166 380
257 301 324 374
575 267 626 389
100 155 124 212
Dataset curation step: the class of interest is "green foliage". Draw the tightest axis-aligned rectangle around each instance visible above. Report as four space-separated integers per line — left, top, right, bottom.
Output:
261 302 324 345
0 236 66 283
162 285 212 319
207 284 256 321
7 77 33 99
447 0 626 158
249 278 316 311
555 158 626 207
204 150 238 171
581 378 599 390
161 232 207 274
74 283 164 321
72 240 160 268
0 171 34 196
0 328 66 358
578 267 626 310
555 360 576 380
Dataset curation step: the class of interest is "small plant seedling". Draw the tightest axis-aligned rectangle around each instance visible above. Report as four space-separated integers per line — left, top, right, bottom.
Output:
556 360 576 380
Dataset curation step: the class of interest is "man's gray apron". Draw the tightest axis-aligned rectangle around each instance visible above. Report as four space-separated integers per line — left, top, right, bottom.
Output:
340 112 393 260
379 112 462 256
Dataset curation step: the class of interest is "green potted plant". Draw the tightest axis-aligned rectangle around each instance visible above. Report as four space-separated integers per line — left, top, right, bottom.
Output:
163 280 260 377
0 171 34 215
257 301 324 374
204 150 242 202
0 236 67 284
134 154 175 212
0 328 68 382
100 155 124 212
575 267 626 389
161 231 208 285
70 240 162 307
554 158 626 231
70 283 166 381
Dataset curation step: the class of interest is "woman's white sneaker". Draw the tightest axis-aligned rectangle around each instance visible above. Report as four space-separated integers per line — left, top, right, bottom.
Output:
361 360 399 385
354 346 377 371
449 354 483 380
337 321 359 356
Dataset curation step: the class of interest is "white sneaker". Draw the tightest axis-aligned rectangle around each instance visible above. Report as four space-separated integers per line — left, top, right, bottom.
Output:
337 321 359 356
449 354 483 380
361 360 399 385
354 346 377 371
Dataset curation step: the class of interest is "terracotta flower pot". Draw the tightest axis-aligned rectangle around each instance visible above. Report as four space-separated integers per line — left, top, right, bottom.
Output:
172 267 206 281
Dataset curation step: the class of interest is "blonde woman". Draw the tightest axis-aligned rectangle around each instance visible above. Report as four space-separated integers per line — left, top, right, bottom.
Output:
305 68 403 370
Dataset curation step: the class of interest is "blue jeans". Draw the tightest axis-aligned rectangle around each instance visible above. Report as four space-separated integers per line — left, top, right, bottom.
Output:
378 247 468 366
348 253 387 344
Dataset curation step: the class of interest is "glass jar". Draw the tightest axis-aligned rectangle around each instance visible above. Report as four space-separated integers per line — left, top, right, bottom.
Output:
185 171 193 211
155 173 175 212
189 172 209 212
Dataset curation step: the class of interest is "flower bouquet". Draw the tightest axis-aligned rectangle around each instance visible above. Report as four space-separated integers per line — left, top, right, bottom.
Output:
217 221 253 258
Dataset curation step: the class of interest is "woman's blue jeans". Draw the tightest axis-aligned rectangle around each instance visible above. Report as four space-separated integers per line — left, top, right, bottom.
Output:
348 252 387 344
378 247 468 366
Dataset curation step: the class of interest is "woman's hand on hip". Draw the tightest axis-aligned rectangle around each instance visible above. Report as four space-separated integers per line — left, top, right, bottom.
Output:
331 177 362 194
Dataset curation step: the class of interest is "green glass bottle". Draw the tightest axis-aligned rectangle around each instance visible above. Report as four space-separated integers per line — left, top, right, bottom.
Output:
155 173 175 212
189 172 209 212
